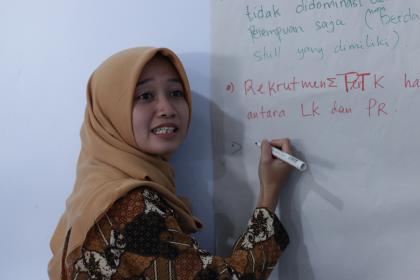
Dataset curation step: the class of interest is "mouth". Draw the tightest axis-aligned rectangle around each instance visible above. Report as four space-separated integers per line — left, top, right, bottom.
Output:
151 125 178 135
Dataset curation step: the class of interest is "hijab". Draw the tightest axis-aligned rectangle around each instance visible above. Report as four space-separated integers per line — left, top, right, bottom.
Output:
48 47 202 279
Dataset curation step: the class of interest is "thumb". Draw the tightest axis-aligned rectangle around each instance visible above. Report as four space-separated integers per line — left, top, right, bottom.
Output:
260 139 273 163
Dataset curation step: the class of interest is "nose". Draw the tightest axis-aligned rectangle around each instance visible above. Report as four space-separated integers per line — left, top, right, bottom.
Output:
157 95 176 118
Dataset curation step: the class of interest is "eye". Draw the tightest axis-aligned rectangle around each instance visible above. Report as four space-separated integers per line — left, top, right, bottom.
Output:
134 92 153 102
169 90 184 98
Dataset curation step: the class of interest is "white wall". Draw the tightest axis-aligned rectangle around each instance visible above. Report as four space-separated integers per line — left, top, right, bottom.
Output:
0 1 212 278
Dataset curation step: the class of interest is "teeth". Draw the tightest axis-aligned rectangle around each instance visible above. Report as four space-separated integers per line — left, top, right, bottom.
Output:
153 127 176 135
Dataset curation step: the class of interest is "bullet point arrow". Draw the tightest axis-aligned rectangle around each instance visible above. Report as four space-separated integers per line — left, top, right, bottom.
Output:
231 141 242 154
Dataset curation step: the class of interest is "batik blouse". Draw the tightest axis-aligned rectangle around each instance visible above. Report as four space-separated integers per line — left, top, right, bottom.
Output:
65 187 289 280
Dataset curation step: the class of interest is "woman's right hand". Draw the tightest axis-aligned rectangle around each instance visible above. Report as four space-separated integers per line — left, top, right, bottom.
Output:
257 139 293 212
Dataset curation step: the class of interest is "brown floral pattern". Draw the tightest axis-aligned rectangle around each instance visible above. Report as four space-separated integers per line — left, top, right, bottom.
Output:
67 187 289 280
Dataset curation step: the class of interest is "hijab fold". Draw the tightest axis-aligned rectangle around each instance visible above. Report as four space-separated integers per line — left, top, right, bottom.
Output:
48 47 202 280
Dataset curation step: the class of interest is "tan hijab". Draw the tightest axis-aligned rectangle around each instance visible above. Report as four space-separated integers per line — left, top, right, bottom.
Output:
48 47 202 279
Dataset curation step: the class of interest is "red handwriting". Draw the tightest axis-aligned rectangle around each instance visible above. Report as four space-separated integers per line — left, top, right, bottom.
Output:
246 106 287 120
244 78 296 95
331 100 352 114
336 71 370 93
300 101 320 117
374 74 384 89
242 71 385 96
367 98 388 117
245 99 391 121
404 73 420 88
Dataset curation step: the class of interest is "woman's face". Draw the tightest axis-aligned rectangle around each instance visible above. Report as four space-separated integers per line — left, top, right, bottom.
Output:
132 55 189 156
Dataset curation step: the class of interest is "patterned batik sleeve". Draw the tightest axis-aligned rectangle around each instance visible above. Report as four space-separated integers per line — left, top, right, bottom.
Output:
67 187 289 280
223 208 289 279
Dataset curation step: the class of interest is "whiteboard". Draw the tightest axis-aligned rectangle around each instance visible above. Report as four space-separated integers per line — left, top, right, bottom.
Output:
212 1 420 279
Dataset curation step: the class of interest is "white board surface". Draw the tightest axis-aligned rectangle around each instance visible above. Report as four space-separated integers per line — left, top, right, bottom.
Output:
212 1 420 279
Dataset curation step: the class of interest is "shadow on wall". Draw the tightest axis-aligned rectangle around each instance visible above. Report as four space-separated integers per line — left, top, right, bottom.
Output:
171 52 344 280
209 53 318 279
212 101 257 257
172 52 256 256
170 52 214 252
209 53 257 257
277 146 343 280
277 149 316 280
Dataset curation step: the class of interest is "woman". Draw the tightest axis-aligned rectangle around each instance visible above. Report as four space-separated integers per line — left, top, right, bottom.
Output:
49 47 293 280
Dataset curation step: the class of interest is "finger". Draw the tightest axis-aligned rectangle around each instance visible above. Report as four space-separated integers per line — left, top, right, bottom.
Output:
260 139 273 163
270 138 293 154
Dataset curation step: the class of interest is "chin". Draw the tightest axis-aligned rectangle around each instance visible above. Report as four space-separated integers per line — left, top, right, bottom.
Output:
137 137 185 157
149 145 179 157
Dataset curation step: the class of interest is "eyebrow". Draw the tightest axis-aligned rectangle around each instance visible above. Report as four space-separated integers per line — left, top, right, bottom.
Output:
136 77 182 86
